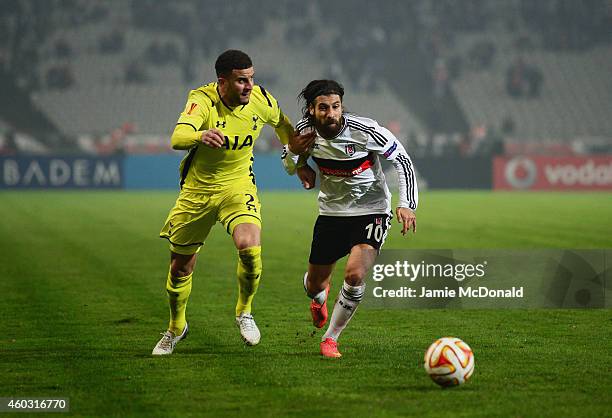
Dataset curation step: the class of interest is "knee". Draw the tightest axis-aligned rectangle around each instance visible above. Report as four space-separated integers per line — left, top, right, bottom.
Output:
233 224 261 250
235 237 258 250
170 258 195 278
170 253 196 278
344 267 366 286
234 233 260 250
170 264 193 278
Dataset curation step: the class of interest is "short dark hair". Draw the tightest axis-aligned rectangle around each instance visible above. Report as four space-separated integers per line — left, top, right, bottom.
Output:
298 80 345 118
215 50 253 77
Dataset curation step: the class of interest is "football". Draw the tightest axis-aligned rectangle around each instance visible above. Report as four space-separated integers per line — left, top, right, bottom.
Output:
424 337 474 387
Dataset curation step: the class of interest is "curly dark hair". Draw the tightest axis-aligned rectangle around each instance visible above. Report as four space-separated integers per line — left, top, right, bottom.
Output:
298 79 345 119
215 50 253 77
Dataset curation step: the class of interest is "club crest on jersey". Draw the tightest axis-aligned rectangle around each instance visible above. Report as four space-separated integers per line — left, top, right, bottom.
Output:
252 116 259 130
345 144 356 156
375 217 382 225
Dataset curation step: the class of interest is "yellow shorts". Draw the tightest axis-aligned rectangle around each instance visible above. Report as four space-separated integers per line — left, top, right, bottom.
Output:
159 182 261 255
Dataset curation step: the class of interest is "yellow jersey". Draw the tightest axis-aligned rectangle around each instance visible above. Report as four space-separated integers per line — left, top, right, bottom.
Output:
170 82 293 191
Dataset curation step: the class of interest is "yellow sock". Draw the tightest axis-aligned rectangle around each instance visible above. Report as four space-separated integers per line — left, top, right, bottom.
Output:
166 269 192 334
235 246 262 316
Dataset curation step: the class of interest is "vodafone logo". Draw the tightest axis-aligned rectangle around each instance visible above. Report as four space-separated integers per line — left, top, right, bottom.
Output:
544 160 612 186
496 156 612 190
505 157 537 189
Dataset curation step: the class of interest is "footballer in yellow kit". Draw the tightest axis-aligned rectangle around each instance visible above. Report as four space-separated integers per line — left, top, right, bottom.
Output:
160 76 290 249
152 50 295 355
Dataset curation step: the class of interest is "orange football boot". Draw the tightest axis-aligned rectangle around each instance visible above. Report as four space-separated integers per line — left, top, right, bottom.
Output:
310 285 330 328
320 338 342 358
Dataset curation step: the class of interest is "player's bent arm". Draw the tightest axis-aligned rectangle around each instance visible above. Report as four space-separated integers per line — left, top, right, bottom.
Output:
172 89 210 150
170 124 203 150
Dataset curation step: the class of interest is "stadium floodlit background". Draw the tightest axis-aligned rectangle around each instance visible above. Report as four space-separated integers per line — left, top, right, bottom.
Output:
1 1 610 417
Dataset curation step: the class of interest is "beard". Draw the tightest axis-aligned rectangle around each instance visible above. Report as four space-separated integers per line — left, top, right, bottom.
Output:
315 116 342 138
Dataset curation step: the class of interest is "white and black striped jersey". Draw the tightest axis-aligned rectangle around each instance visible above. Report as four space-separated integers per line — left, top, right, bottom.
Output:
282 113 418 216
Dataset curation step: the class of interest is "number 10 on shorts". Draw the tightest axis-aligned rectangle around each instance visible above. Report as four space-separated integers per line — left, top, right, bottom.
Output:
365 222 385 242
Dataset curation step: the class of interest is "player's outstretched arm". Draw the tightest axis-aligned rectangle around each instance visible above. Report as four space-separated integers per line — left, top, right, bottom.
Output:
396 207 416 235
172 90 210 150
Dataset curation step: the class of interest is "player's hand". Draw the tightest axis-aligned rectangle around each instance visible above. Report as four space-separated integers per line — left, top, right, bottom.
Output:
396 207 416 235
288 130 316 154
201 128 225 148
297 165 316 189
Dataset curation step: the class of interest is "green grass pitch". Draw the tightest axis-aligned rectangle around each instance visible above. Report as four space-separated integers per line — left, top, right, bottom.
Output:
0 190 611 417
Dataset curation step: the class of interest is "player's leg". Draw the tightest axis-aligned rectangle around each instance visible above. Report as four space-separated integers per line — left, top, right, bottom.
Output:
305 263 335 328
305 263 334 299
154 191 215 355
305 216 349 328
232 223 262 317
323 244 377 338
320 244 377 358
321 214 390 358
167 251 197 335
219 186 263 345
152 251 196 356
231 223 262 345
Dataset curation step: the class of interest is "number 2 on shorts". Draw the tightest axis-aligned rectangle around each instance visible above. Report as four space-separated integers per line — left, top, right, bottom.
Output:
245 194 257 212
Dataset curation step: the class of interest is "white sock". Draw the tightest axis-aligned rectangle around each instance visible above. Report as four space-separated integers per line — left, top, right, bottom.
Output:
304 272 327 305
322 281 365 341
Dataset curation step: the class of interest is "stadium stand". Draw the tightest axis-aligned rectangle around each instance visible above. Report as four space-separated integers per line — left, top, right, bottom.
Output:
1 0 610 155
452 37 612 141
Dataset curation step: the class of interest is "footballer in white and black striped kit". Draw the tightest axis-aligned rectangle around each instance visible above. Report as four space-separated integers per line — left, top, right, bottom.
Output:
282 80 418 358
